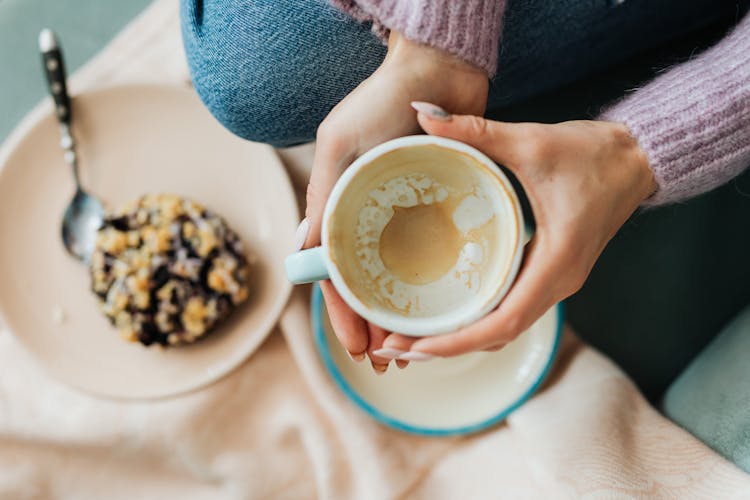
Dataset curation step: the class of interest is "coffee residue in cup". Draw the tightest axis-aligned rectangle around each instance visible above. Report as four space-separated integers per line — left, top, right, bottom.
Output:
329 144 517 319
379 201 463 285
349 171 502 316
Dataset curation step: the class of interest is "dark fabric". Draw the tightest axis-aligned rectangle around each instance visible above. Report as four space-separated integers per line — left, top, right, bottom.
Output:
490 0 745 107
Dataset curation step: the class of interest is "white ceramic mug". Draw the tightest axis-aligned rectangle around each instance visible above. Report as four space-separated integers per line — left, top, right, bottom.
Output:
285 135 526 336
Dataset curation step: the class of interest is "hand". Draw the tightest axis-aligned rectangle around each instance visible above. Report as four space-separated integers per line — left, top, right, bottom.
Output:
299 34 488 373
373 107 657 360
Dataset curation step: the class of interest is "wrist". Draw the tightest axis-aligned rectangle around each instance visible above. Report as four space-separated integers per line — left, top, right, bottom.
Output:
386 31 485 77
608 122 657 203
384 31 489 115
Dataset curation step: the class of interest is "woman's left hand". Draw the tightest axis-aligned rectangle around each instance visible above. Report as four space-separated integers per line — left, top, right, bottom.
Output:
301 33 488 374
373 109 657 361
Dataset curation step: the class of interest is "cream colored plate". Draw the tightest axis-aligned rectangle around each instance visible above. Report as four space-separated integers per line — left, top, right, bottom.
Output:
0 84 297 399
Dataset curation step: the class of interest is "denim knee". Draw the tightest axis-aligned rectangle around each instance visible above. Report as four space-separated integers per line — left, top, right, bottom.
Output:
180 0 385 148
180 0 317 147
186 57 317 149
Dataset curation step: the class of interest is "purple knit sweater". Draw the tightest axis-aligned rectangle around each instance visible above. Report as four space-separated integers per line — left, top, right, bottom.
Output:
331 0 506 75
604 13 750 205
333 1 750 206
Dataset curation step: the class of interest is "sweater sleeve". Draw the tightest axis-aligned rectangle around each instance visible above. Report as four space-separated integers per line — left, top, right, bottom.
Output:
330 0 506 76
602 13 750 206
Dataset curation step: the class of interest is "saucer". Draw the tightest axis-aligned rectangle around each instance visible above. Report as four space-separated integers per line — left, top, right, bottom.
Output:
312 284 562 435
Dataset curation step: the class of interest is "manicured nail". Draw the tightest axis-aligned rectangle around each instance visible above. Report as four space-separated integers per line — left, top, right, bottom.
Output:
293 218 310 252
373 364 388 375
410 101 452 121
397 351 435 361
372 348 405 360
348 351 366 362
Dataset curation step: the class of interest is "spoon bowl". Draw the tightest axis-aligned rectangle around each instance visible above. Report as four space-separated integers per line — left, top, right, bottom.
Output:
62 188 104 263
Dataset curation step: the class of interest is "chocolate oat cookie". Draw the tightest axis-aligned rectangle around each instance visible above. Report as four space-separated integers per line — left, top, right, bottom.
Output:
90 194 250 346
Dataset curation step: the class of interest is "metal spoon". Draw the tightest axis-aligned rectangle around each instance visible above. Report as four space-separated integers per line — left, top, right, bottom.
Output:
39 29 104 263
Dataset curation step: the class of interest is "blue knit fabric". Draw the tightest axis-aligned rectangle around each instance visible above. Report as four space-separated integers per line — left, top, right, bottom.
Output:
181 0 385 147
180 0 735 147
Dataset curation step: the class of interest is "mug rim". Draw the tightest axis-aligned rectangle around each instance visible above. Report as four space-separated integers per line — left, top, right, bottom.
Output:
321 135 525 336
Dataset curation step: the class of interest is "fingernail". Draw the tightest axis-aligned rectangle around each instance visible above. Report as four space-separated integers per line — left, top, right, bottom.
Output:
395 359 409 369
373 364 388 375
348 351 366 362
397 351 435 361
372 348 405 360
293 218 310 252
410 101 452 121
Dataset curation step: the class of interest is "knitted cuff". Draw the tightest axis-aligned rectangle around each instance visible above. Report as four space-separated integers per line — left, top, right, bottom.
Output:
331 0 506 76
602 14 750 206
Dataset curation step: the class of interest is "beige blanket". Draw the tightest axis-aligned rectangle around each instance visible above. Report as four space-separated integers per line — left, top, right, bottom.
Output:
1 1 748 498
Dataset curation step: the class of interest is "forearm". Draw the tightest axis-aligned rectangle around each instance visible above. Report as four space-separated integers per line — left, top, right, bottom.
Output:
602 12 750 206
331 0 507 76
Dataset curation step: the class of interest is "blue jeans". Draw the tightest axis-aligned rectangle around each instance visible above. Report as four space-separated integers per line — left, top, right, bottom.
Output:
180 0 735 147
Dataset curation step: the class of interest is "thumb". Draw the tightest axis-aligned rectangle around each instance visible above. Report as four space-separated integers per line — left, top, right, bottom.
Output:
411 102 523 169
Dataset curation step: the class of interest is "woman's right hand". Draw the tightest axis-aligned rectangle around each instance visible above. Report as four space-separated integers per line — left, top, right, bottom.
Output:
373 108 657 360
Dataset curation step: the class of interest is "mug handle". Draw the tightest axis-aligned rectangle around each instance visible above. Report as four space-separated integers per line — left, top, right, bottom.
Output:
285 247 330 284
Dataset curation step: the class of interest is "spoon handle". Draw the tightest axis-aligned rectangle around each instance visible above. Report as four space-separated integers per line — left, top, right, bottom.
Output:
39 29 71 125
38 28 78 181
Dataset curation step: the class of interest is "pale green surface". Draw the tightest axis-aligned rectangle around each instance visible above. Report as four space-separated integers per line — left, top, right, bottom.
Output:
664 305 750 473
0 0 153 141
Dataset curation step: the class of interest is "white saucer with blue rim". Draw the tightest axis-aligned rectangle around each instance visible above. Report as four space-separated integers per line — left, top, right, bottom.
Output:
312 284 563 436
